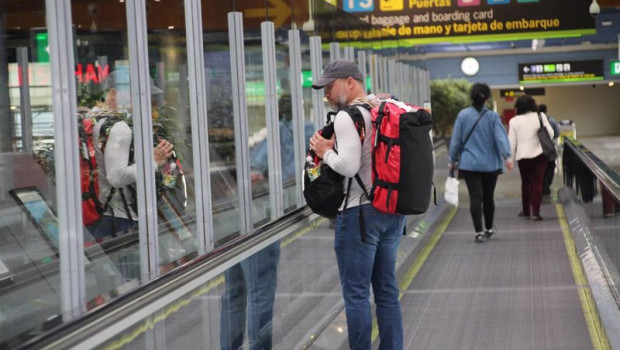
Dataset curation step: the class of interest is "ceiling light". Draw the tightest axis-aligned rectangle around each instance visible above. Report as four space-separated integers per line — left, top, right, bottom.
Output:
168 26 174 29
519 86 524 91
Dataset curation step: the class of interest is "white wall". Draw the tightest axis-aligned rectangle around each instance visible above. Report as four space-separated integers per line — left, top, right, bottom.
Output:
493 84 620 137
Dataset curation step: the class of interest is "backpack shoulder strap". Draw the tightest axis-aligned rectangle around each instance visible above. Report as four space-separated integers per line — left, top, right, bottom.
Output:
98 114 135 164
340 104 369 143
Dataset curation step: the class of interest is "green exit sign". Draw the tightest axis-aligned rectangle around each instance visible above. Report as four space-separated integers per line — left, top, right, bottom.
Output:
611 60 620 76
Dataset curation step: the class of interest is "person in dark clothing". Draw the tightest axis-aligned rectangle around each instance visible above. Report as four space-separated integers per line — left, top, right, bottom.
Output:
538 104 560 195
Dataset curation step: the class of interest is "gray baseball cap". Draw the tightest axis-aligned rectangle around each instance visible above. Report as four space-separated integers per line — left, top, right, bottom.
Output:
312 60 363 89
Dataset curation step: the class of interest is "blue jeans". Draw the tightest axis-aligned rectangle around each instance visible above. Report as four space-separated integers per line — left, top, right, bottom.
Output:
220 242 281 350
335 204 406 350
93 215 137 240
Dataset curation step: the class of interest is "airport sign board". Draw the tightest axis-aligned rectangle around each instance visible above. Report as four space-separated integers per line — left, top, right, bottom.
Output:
518 60 604 85
499 87 545 98
332 0 595 44
611 60 620 76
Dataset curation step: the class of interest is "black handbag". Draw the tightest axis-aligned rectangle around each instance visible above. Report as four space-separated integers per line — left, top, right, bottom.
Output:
537 113 558 161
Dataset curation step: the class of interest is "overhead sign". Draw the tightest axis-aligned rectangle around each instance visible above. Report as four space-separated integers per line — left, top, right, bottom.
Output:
332 0 595 43
244 0 292 27
518 60 604 84
500 87 545 98
611 60 620 76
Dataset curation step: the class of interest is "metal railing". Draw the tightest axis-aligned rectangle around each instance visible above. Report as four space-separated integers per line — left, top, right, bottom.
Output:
563 137 620 204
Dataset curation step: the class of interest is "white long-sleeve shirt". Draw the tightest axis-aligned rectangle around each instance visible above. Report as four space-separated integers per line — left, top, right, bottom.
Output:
323 105 373 210
508 111 555 161
93 117 138 220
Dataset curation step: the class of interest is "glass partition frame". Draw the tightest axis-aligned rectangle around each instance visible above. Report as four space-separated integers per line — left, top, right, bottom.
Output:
289 29 305 208
47 0 86 319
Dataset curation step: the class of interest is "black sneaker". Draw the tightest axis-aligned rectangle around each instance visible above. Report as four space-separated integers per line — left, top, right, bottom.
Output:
475 233 486 243
484 227 496 238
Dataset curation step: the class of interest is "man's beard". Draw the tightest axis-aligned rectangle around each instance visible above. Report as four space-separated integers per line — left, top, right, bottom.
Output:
330 91 348 110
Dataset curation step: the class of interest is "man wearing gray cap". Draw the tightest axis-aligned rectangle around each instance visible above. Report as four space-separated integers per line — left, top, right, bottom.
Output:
310 60 406 350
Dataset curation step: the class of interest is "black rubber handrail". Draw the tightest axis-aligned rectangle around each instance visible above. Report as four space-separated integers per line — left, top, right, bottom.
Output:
563 137 620 203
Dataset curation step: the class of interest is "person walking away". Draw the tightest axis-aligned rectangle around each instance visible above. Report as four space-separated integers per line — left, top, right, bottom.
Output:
310 59 406 350
508 95 555 220
537 104 560 195
448 83 513 243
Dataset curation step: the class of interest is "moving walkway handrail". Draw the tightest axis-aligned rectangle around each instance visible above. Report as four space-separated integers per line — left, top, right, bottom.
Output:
563 137 620 203
18 207 314 350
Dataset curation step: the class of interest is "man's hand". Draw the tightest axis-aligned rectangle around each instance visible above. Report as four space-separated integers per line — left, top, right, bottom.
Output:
309 132 334 159
154 139 174 166
505 159 514 171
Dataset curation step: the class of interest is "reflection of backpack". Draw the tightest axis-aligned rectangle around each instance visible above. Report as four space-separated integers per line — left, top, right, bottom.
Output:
78 116 103 226
97 115 187 219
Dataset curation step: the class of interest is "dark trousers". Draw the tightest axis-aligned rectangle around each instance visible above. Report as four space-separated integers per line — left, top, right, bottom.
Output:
460 170 500 233
220 242 280 350
517 154 548 216
542 160 556 194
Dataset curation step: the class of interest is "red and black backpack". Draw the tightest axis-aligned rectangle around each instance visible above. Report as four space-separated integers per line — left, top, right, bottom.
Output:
303 100 434 221
364 99 434 215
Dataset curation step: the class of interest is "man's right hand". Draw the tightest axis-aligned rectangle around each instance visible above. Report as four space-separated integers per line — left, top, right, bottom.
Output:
154 139 174 166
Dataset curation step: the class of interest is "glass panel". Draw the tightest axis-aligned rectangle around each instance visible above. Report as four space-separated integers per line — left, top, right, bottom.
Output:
246 32 269 227
300 34 315 158
71 0 144 304
0 1 62 346
275 42 296 211
146 0 199 273
93 217 347 350
201 1 239 244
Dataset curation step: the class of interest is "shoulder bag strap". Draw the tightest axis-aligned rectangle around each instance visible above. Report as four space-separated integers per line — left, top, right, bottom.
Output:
456 108 487 160
537 112 544 128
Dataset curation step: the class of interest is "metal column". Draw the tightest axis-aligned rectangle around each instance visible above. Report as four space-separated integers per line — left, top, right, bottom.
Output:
343 46 355 61
228 12 252 234
262 21 283 219
370 54 379 94
388 59 396 94
358 50 367 94
310 36 325 130
288 29 305 207
329 42 340 62
17 47 33 153
185 0 213 253
46 0 85 319
126 0 160 279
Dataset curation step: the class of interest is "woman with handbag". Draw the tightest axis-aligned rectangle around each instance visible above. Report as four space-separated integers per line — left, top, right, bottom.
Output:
508 95 555 221
449 83 513 243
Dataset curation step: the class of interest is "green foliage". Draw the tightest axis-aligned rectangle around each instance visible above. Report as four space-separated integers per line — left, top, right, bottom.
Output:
77 83 106 107
430 79 471 138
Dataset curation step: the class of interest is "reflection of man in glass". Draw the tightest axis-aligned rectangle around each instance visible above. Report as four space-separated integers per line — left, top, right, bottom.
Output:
91 70 174 240
220 242 280 350
249 93 314 185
